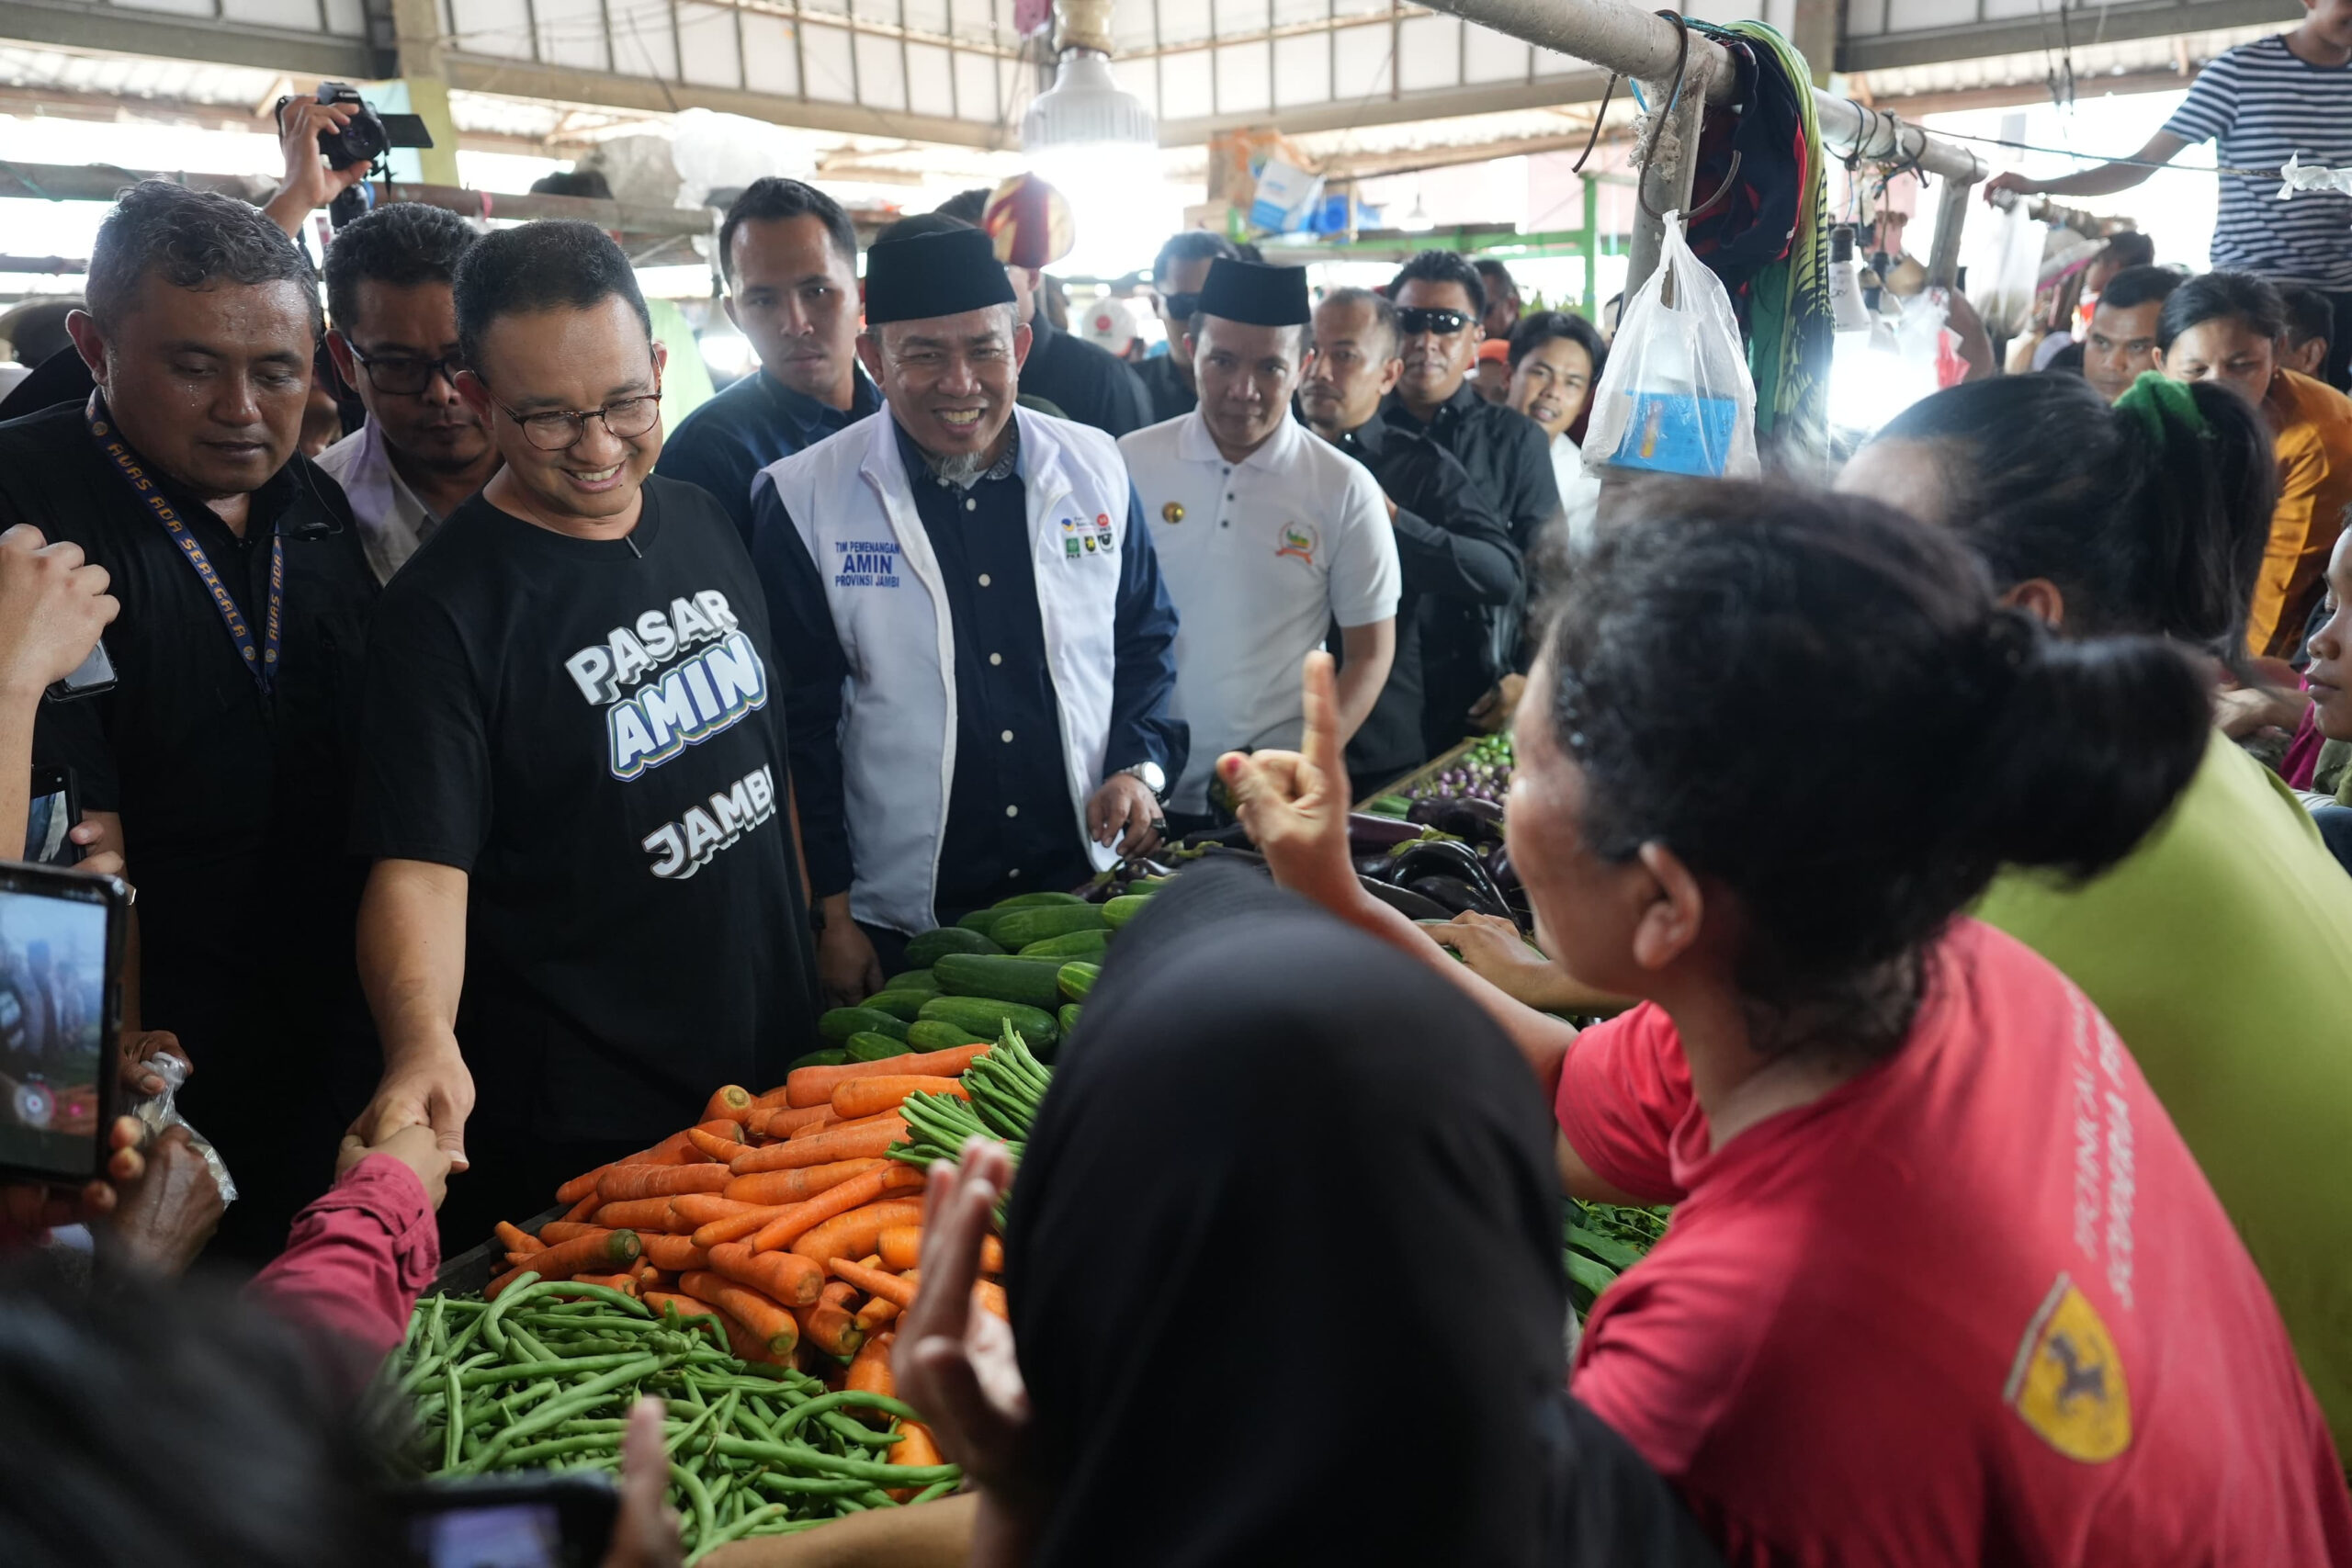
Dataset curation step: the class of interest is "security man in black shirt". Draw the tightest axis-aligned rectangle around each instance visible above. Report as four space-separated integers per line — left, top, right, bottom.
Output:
1298 287 1519 782
1135 231 1242 425
0 181 379 1261
1381 250 1561 740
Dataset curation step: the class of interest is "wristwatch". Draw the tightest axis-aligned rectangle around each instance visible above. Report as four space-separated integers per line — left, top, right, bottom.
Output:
1117 760 1169 803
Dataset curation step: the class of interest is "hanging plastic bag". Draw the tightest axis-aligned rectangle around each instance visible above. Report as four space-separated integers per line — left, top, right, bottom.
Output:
130 1050 237 1207
1584 211 1759 481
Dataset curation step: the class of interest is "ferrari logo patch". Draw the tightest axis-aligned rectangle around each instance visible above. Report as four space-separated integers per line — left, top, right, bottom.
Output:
2006 1274 2132 1463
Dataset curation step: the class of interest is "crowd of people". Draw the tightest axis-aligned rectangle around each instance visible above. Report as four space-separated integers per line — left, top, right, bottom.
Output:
0 11 2350 1552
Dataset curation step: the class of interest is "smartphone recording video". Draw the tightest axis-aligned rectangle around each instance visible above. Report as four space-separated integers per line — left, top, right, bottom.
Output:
24 765 78 865
412 1500 565 1567
0 863 125 1183
389 1474 618 1568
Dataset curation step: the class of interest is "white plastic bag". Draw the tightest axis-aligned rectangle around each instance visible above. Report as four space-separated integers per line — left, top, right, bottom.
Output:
1583 211 1758 480
131 1050 236 1207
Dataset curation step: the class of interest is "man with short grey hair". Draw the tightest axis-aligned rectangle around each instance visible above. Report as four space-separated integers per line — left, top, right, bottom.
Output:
751 223 1184 1002
0 179 379 1261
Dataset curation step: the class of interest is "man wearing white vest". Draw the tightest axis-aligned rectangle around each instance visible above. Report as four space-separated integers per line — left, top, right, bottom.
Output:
1120 258 1401 827
751 225 1185 1003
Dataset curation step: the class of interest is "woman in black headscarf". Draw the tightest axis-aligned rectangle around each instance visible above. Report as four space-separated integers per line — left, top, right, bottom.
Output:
888 863 1718 1568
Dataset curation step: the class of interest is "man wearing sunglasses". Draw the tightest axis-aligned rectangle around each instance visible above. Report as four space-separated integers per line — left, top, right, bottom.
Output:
1135 231 1242 426
1382 250 1561 742
316 203 496 583
350 220 821 1247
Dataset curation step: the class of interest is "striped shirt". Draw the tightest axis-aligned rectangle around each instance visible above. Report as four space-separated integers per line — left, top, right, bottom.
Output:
2163 36 2352 288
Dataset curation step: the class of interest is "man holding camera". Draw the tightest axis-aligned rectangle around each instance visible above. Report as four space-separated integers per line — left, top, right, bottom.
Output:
262 89 379 240
0 181 379 1262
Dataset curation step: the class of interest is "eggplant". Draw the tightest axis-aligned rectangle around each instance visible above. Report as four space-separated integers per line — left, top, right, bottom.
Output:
1358 875 1453 922
1355 852 1395 878
1348 811 1428 850
1486 844 1521 892
1453 796 1507 828
1387 840 1512 918
1407 874 1487 915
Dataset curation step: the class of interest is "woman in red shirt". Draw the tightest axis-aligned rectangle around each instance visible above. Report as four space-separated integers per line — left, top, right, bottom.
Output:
1223 480 2352 1565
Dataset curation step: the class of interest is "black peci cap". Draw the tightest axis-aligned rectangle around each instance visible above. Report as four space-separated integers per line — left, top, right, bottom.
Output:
863 224 1017 326
1196 256 1311 327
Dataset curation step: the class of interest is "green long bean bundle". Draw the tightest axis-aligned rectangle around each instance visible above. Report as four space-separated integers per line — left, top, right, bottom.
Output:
886 1024 1055 1229
375 1279 961 1562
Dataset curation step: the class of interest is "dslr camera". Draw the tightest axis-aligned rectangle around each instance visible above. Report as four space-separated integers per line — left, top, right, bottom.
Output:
275 81 435 173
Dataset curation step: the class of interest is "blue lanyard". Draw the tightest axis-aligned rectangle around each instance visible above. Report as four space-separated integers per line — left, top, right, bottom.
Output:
85 396 283 695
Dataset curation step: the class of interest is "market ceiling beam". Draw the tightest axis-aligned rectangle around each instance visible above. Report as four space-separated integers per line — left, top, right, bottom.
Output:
1156 68 1616 144
0 0 378 80
1836 0 2299 73
0 76 569 154
1316 127 1608 181
438 52 1012 150
0 157 713 236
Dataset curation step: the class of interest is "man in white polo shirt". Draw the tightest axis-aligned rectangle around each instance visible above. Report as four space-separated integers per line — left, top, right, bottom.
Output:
1121 258 1400 825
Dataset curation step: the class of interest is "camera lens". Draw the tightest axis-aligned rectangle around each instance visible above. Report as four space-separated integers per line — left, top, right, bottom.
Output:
342 111 389 164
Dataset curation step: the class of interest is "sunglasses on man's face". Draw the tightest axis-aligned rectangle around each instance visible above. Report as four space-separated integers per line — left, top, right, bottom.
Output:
1396 307 1472 337
1160 291 1204 321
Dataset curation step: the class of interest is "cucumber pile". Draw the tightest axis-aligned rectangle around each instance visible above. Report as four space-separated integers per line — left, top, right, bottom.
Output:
801 886 1151 1074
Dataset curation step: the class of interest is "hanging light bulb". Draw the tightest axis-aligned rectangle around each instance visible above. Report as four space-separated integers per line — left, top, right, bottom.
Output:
1398 185 1434 232
1021 0 1173 276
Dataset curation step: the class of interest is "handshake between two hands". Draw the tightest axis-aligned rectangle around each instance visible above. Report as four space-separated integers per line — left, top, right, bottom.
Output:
4 1028 459 1277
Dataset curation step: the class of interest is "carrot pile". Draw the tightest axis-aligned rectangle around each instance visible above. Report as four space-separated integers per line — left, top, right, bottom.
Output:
479 1041 1019 1380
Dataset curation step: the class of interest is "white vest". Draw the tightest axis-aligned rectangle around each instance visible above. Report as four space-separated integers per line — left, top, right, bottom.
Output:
760 404 1133 934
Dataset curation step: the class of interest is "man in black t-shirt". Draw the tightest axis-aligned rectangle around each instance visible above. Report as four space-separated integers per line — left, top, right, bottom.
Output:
350 220 820 1247
4 181 379 1262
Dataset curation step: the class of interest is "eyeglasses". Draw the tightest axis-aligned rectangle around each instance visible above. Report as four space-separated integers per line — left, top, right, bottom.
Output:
346 344 467 396
1160 291 1203 321
487 383 663 451
1396 307 1472 337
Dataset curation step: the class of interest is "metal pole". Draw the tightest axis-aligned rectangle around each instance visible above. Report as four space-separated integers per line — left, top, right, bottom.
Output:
1927 169 1971 288
1624 53 1708 300
1412 0 1984 181
1810 91 1982 185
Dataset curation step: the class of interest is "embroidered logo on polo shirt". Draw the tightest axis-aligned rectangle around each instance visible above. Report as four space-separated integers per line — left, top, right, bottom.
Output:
2005 1273 2132 1462
1275 522 1318 566
1094 513 1115 553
